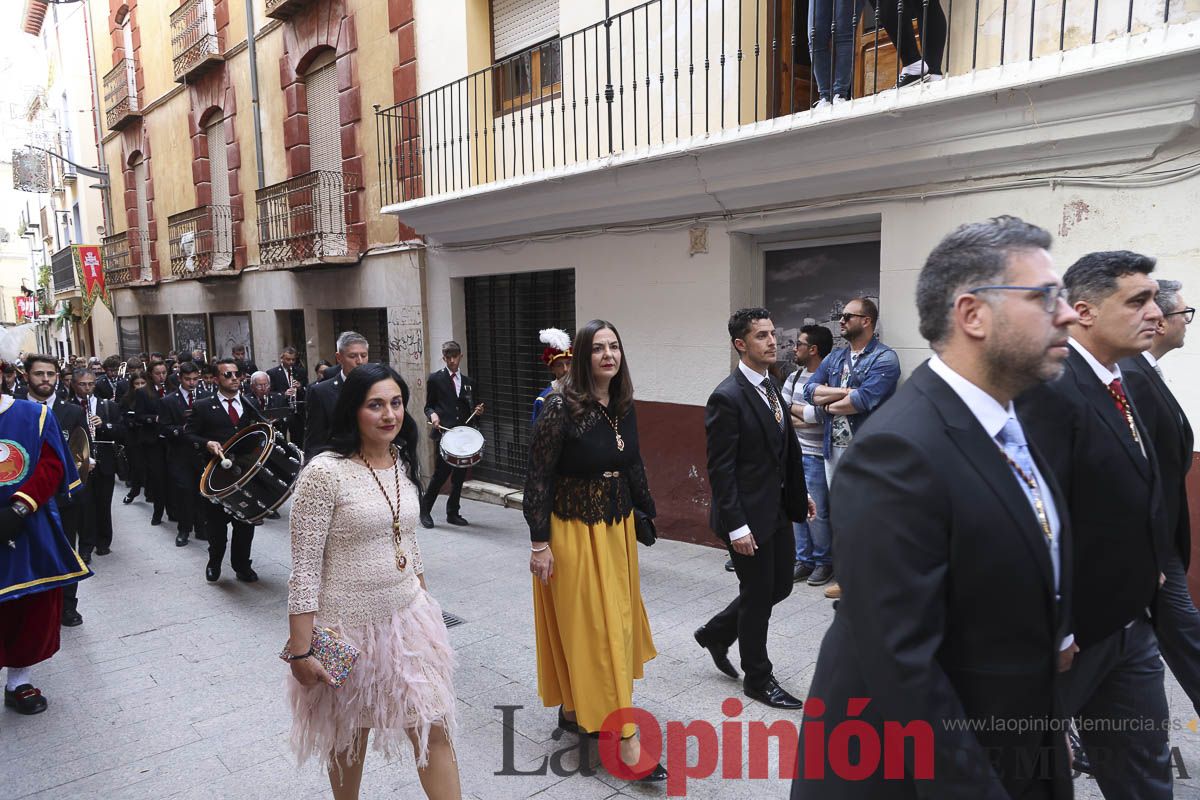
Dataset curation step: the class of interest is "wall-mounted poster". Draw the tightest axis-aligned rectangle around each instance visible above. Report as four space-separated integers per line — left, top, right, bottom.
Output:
764 239 882 355
117 316 143 358
173 314 208 359
212 313 253 362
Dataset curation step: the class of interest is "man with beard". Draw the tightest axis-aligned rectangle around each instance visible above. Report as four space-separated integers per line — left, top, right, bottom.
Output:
1017 250 1172 797
794 217 1078 798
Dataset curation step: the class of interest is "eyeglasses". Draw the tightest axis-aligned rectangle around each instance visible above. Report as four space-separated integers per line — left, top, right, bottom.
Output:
1164 307 1196 324
220 370 241 378
838 312 868 322
966 285 1069 313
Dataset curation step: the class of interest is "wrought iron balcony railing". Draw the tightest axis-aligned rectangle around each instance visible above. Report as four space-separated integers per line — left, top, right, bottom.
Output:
51 245 76 292
376 0 1195 206
169 205 234 278
101 229 151 288
103 59 140 130
264 0 313 20
171 0 224 83
256 170 360 267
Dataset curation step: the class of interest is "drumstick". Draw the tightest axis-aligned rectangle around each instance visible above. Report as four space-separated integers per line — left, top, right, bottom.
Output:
462 410 479 426
220 457 233 470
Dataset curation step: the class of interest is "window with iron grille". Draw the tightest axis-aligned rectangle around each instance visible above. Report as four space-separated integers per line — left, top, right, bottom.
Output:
332 308 388 363
464 268 575 487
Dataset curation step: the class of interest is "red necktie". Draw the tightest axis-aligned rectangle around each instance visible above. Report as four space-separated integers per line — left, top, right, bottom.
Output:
1107 378 1142 446
225 398 239 424
187 392 193 409
158 386 165 398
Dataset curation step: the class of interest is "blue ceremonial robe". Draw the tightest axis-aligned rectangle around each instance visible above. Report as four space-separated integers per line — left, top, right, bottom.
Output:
531 384 555 423
0 398 88 602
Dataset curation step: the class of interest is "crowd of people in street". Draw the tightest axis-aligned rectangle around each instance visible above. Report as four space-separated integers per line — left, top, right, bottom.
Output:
0 214 1197 800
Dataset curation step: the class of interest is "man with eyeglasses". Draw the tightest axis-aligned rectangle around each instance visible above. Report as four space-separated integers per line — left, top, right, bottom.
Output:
1119 279 1199 718
1017 251 1172 798
799 297 900 600
185 359 265 583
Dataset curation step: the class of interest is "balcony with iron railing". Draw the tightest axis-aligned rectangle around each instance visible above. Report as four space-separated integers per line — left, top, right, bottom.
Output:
103 59 140 130
375 0 1200 214
51 245 76 293
171 0 224 83
255 170 360 268
101 229 152 288
169 205 234 278
264 0 313 20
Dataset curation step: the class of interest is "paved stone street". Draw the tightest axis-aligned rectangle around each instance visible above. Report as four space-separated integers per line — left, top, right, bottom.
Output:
3 494 1200 799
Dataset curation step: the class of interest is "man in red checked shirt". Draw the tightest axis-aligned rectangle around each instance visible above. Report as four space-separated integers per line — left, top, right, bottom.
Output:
0 390 87 715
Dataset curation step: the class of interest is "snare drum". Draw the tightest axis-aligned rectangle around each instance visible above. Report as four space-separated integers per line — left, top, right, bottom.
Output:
439 426 484 468
200 423 302 523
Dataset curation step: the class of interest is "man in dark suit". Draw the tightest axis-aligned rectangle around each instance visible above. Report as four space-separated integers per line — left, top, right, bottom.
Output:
231 344 257 378
1017 250 1172 798
70 368 124 560
420 340 484 529
160 362 207 547
695 308 809 710
1122 278 1198 716
303 331 370 460
793 217 1077 798
186 358 264 583
134 360 170 526
23 355 89 628
267 346 306 445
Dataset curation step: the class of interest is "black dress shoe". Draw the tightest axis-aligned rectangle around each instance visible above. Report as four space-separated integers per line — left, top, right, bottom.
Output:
419 512 434 529
150 516 163 526
235 568 258 583
80 552 92 565
694 626 739 679
744 677 803 710
557 705 587 736
636 762 668 783
60 609 83 627
95 546 111 556
446 514 469 526
175 533 189 547
205 565 221 582
724 558 736 572
4 684 47 715
122 495 135 505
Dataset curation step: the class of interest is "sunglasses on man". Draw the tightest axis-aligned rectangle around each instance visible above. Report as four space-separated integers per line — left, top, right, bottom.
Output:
220 370 241 379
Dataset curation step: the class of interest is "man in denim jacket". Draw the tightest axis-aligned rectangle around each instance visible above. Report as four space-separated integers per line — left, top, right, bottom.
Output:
801 298 900 599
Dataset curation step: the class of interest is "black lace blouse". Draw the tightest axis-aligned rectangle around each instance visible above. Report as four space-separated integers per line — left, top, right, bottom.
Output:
523 394 655 542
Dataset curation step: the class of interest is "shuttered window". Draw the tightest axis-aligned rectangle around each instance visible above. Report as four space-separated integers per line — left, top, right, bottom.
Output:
465 269 575 486
205 116 232 269
305 53 340 173
492 0 559 60
332 308 388 363
132 155 151 280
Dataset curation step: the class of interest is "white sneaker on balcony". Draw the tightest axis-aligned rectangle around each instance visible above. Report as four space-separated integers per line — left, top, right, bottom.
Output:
813 97 832 111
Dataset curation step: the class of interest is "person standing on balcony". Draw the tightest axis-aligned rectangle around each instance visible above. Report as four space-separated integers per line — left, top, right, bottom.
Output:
419 342 484 530
809 0 857 108
800 297 900 600
867 0 948 87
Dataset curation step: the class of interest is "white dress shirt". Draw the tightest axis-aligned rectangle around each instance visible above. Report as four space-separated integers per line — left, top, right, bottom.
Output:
928 356 1072 651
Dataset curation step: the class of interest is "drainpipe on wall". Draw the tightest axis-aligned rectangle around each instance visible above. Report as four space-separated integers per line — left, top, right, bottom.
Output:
245 0 266 189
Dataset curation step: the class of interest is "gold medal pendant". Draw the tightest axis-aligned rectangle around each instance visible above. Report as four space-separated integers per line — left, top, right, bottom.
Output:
615 433 625 452
396 554 407 570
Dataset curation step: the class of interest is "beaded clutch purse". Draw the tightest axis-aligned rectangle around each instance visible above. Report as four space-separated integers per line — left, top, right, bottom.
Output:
280 627 360 688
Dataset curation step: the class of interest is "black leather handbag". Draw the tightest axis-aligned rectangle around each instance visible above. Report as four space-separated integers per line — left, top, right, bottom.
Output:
633 507 657 547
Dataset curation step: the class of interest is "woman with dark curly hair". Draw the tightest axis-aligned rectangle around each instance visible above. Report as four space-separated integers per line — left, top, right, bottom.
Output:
284 363 459 800
524 319 665 783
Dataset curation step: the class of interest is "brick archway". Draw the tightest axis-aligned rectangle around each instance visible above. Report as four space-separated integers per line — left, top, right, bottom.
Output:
119 124 158 281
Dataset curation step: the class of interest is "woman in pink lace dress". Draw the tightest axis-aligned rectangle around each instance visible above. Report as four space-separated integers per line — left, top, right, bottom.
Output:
284 363 459 800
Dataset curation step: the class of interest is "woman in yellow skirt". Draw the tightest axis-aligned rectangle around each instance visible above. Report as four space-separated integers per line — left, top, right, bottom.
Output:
524 319 666 783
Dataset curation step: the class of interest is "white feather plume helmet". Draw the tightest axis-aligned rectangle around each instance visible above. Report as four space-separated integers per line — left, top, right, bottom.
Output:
539 328 573 365
0 323 36 366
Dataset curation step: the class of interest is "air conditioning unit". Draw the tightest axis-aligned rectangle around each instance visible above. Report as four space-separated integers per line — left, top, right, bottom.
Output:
180 230 196 272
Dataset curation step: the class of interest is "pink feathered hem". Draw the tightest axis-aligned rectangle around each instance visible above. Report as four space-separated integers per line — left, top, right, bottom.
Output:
286 589 457 770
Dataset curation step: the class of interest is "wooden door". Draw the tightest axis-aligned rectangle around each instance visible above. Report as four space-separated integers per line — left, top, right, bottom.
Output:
770 0 814 116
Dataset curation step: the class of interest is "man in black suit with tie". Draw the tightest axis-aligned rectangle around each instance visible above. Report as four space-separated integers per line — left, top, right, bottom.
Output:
70 368 125 560
185 358 264 583
793 218 1077 798
303 331 369 460
1018 250 1172 798
23 355 89 627
267 346 306 444
161 362 207 548
1122 278 1198 716
134 360 171 526
694 309 809 710
420 340 484 529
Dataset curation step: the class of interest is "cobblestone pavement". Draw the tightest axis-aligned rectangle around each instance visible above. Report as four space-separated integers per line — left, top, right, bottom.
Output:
2 494 1200 799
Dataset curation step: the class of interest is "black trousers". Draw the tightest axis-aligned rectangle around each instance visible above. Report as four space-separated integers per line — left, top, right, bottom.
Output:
422 450 466 517
705 507 796 686
84 473 115 552
59 501 84 615
142 441 167 520
205 503 255 572
170 465 201 536
869 0 948 74
1154 550 1200 717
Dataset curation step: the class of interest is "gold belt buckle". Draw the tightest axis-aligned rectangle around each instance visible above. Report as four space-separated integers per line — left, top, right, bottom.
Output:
602 470 620 478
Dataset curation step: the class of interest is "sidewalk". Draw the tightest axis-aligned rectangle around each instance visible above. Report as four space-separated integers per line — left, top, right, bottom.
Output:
1 495 1198 799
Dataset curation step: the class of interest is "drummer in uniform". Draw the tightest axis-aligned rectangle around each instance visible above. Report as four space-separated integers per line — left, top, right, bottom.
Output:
532 328 572 422
185 358 265 584
419 341 484 529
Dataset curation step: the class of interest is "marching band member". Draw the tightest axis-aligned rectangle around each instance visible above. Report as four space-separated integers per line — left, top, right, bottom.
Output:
532 328 572 422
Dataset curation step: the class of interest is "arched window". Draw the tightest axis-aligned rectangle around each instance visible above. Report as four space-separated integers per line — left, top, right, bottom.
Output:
130 152 151 281
204 114 232 269
303 51 346 254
